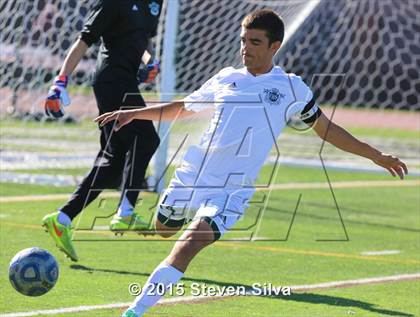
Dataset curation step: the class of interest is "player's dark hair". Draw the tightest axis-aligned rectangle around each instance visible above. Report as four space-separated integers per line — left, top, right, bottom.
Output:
242 9 284 45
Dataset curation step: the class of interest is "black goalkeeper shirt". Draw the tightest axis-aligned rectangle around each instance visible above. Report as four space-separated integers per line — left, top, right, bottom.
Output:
80 0 163 84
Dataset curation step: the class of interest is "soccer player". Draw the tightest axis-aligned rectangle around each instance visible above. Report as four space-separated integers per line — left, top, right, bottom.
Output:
42 0 163 262
95 9 408 317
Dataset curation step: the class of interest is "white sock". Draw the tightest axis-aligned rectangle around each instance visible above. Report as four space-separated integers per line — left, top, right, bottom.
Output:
129 261 184 316
117 195 134 217
57 211 71 226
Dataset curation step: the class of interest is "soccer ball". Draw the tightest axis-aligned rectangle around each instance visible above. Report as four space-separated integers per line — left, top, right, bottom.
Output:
9 247 59 296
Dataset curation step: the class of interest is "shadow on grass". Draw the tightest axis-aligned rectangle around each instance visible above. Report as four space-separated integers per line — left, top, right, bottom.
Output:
70 264 414 317
281 293 414 317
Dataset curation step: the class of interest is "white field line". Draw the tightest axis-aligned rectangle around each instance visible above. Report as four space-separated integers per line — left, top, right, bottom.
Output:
1 179 418 203
1 272 419 317
361 250 401 256
289 272 420 291
255 179 420 191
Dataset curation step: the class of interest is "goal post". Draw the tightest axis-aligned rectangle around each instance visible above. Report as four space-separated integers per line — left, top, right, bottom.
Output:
154 0 179 193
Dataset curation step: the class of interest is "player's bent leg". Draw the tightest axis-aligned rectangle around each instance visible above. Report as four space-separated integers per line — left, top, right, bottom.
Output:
165 218 217 272
119 119 160 208
113 120 160 234
154 218 182 238
122 218 217 317
154 203 186 238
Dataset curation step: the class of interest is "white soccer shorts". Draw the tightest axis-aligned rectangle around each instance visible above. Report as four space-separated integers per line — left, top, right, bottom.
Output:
156 187 247 240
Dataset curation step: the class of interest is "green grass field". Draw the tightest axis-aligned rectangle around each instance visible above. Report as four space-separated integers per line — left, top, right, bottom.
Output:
0 164 419 316
2 116 420 140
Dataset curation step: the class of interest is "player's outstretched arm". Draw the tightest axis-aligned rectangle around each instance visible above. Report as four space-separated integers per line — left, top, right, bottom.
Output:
94 101 193 130
311 113 408 179
58 39 89 76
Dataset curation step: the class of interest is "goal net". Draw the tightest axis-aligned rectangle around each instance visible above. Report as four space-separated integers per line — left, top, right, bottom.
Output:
1 0 418 116
276 0 420 111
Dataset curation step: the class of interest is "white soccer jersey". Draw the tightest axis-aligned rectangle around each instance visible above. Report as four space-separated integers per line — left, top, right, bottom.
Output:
163 66 320 218
179 66 319 185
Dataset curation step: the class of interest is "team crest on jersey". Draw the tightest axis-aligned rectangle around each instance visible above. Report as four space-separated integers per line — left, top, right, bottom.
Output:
264 88 285 105
149 1 160 16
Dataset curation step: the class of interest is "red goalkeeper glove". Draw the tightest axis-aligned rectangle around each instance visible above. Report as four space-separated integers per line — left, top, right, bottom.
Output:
137 59 160 84
44 75 71 118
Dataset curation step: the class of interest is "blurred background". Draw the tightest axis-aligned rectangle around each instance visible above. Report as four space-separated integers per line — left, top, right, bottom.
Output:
1 0 419 188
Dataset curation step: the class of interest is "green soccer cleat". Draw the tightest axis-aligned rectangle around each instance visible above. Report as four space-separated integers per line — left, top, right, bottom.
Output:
110 212 150 234
121 309 138 317
42 212 78 262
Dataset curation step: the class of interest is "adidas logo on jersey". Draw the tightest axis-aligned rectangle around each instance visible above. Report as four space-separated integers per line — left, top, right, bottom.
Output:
132 4 139 11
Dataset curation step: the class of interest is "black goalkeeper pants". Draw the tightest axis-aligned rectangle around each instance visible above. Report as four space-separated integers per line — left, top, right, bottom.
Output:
60 82 160 220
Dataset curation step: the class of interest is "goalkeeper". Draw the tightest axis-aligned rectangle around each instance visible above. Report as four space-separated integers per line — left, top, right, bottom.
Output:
42 0 163 262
